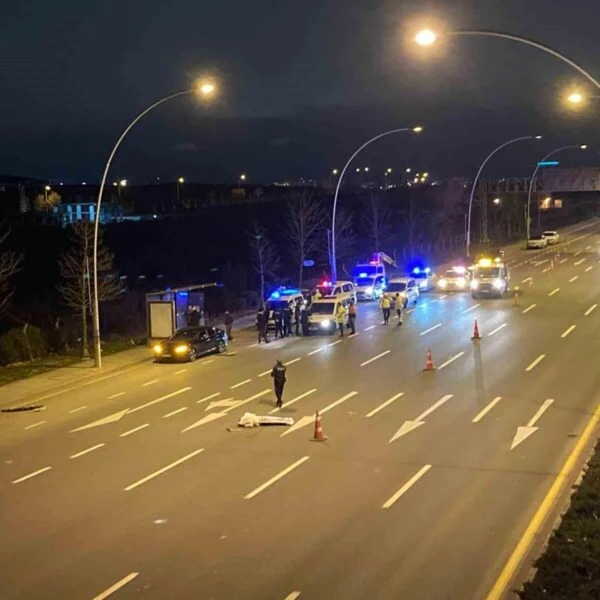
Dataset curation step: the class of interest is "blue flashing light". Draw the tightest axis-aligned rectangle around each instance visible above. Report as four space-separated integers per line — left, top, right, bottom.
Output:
424 267 431 274
280 288 301 295
412 267 421 274
177 291 188 296
359 272 368 278
270 291 281 299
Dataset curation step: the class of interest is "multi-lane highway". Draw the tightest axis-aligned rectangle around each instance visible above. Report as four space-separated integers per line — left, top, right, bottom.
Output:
1 220 599 599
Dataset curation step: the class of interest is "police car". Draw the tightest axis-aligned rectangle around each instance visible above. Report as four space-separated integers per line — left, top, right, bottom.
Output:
307 297 351 335
408 266 436 292
386 278 419 308
312 280 357 303
436 266 470 292
265 288 306 329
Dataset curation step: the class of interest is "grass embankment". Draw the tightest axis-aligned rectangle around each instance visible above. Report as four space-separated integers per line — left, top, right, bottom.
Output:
519 439 600 599
0 337 145 386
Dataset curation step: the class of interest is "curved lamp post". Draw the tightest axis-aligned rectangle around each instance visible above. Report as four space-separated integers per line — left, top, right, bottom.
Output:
466 135 541 257
415 28 600 92
92 82 215 368
330 126 423 282
526 144 587 240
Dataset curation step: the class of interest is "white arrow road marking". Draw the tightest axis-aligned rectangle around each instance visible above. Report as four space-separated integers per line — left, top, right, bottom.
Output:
182 390 270 433
525 354 546 372
585 304 598 316
462 303 480 314
281 391 358 437
472 397 502 423
128 387 192 414
92 572 139 600
511 399 554 450
70 443 105 459
561 325 576 339
389 395 453 442
244 456 310 499
419 323 442 336
382 465 432 509
488 324 507 337
437 352 464 370
124 449 204 491
71 409 129 433
548 288 560 296
268 389 317 415
569 275 579 283
206 398 239 411
360 350 391 367
366 393 404 418
12 466 52 484
522 303 536 314
197 392 220 404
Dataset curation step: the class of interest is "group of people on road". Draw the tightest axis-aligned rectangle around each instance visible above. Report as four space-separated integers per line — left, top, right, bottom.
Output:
256 299 306 343
380 293 403 326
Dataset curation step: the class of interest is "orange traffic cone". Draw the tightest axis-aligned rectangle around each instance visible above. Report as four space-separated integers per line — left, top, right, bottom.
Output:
423 348 436 371
310 411 328 442
471 318 481 340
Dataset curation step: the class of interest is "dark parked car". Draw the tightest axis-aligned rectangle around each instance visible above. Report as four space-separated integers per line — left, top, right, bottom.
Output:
153 327 227 362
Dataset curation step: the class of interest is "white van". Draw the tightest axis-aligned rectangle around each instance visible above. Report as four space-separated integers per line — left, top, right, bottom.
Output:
312 280 356 303
307 297 351 335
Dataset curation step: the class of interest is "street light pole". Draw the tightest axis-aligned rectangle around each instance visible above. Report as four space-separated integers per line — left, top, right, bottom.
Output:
92 83 215 368
526 145 587 241
466 136 540 257
330 126 422 282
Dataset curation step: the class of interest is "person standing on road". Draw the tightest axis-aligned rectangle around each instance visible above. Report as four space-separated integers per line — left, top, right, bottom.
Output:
336 302 347 337
271 359 287 409
224 310 234 341
294 300 302 336
301 305 310 336
348 300 357 335
283 303 292 337
394 294 403 327
273 307 284 339
256 307 269 344
380 293 391 325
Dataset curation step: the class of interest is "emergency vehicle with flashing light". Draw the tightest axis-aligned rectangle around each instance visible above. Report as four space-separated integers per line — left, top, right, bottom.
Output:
352 252 396 300
265 288 306 330
436 266 470 292
470 257 510 299
312 280 356 303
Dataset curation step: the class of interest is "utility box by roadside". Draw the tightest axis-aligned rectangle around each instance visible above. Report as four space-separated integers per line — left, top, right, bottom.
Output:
145 283 216 345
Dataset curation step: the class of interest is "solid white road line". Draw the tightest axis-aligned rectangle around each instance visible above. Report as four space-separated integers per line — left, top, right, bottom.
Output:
230 379 252 389
69 406 88 414
419 323 442 336
569 275 579 283
69 443 105 459
12 466 52 484
548 288 560 296
360 350 391 367
124 449 204 491
382 465 432 509
364 325 376 331
462 304 480 314
92 572 139 600
163 406 189 418
174 368 187 375
574 258 586 266
366 393 404 418
488 324 507 337
24 421 46 430
197 392 220 404
268 389 317 415
437 352 465 371
525 354 546 372
284 593 302 600
128 387 192 414
107 392 125 400
142 379 159 387
472 397 502 423
307 347 325 356
585 304 598 316
561 325 576 339
120 424 149 438
245 456 310 499
522 304 536 314
585 265 593 272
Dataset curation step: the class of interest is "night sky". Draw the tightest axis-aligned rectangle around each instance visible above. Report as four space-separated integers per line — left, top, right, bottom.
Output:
1 0 600 184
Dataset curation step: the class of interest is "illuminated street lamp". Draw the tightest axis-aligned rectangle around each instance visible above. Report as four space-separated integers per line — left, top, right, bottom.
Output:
91 78 217 368
176 177 185 205
526 144 587 239
44 185 51 203
239 173 247 183
493 197 502 205
330 125 424 281
466 135 542 257
332 169 339 176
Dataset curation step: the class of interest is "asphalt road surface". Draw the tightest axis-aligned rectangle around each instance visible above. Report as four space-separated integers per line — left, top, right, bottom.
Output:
1 220 600 600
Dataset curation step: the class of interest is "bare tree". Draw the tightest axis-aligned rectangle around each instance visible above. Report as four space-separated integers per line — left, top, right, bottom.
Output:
0 230 23 313
364 192 394 252
325 206 356 278
58 221 123 358
286 193 323 287
248 222 280 304
34 190 62 213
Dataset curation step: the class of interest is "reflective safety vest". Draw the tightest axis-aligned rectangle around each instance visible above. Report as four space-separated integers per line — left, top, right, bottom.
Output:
380 296 391 309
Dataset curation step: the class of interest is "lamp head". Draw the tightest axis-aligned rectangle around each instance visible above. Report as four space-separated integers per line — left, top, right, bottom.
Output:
415 29 437 46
